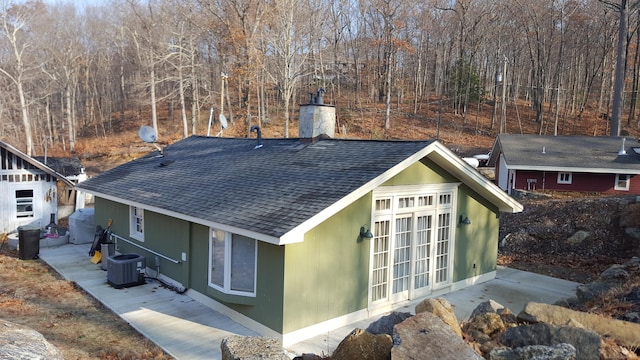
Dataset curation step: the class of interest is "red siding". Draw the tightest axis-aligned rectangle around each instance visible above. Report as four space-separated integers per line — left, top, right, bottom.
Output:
512 170 640 194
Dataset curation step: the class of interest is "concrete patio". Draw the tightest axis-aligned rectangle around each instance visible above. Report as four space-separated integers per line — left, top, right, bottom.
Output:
39 243 579 359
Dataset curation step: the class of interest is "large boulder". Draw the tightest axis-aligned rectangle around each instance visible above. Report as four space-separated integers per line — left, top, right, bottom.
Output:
518 301 640 349
414 297 462 336
469 299 506 319
392 311 482 360
331 328 392 360
490 343 577 360
220 336 288 360
366 312 412 336
0 320 63 360
501 323 600 360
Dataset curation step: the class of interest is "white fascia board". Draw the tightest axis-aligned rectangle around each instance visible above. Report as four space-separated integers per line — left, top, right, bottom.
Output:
427 142 523 213
81 189 282 246
504 164 640 174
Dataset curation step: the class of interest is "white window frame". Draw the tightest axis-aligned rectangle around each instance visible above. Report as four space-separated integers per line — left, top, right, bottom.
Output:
15 189 34 218
129 206 144 241
208 228 257 297
557 172 572 184
369 183 458 307
615 174 631 191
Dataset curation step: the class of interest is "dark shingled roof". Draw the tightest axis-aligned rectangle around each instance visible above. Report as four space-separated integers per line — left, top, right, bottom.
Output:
77 136 435 240
489 134 640 173
33 157 84 177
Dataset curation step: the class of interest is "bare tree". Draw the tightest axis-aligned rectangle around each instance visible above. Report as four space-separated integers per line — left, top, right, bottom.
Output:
0 0 45 155
264 0 310 138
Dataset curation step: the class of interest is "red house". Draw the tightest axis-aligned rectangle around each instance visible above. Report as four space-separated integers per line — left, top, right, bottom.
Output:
487 134 640 195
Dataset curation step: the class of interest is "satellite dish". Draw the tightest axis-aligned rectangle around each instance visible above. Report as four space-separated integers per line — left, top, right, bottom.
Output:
138 126 158 143
219 114 228 129
216 114 228 137
138 125 163 156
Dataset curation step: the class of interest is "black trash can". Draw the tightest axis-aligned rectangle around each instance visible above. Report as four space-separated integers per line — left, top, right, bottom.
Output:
18 226 40 260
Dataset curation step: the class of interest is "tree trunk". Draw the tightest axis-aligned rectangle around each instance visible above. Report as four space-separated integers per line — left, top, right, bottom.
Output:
611 0 628 136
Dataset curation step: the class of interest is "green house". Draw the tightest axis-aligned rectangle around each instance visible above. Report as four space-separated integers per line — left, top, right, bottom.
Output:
76 133 522 346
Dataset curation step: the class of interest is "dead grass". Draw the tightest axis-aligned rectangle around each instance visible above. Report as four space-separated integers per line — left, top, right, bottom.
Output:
0 237 171 360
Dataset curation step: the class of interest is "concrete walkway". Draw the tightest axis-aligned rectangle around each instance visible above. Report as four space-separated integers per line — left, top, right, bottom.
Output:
39 243 579 359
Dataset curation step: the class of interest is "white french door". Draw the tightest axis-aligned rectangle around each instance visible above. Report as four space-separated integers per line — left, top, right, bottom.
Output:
369 186 454 306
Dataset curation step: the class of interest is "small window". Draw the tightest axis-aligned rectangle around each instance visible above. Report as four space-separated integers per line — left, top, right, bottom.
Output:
209 229 257 296
615 174 631 191
16 189 34 218
557 172 572 184
438 193 451 205
418 195 433 207
129 206 144 241
398 196 414 209
375 198 391 211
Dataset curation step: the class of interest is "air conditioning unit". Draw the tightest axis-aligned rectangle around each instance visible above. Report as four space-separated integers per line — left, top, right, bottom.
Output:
107 253 146 288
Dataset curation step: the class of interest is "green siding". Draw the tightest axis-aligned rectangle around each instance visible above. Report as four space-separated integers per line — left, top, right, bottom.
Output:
453 185 500 281
382 159 456 186
188 224 285 333
95 197 286 333
94 198 190 284
281 194 371 333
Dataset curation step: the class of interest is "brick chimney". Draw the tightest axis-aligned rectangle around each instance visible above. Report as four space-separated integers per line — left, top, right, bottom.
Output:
299 88 336 139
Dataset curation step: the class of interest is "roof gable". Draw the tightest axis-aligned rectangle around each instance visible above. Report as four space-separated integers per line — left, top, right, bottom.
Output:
78 136 521 244
489 134 640 174
0 140 75 187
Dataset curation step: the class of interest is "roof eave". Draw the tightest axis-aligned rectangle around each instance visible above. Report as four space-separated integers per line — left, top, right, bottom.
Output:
77 188 283 246
504 164 640 174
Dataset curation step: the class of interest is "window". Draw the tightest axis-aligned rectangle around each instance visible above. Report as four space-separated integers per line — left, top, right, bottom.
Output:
16 190 34 218
615 174 631 191
557 172 572 184
209 229 257 296
129 206 144 240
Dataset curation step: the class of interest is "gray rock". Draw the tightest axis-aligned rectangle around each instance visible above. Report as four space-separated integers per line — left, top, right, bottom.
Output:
566 230 590 245
490 343 576 360
220 336 288 360
600 264 629 281
501 323 600 360
331 328 392 360
576 281 613 302
392 311 483 360
622 312 640 323
0 321 63 360
470 299 506 319
366 311 412 336
624 227 640 240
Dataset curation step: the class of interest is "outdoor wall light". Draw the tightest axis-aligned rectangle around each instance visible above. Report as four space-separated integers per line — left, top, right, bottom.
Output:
360 225 374 239
459 215 471 225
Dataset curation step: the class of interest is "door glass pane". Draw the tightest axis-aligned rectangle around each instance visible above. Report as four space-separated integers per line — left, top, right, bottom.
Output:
414 215 431 289
372 220 390 301
230 234 255 292
435 213 450 284
393 216 411 294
